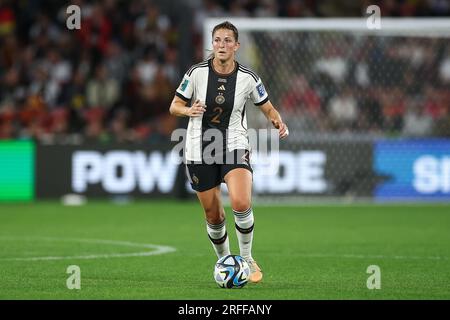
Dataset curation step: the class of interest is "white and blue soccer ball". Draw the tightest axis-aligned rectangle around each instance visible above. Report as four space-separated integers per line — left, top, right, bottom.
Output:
213 254 251 288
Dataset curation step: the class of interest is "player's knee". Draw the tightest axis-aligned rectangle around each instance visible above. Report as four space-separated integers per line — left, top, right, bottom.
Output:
230 199 251 213
205 207 225 224
206 215 225 225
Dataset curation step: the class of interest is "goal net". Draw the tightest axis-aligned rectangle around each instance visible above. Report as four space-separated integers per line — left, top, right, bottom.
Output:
203 18 450 203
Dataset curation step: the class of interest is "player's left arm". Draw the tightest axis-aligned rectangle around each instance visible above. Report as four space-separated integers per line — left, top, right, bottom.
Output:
259 100 289 139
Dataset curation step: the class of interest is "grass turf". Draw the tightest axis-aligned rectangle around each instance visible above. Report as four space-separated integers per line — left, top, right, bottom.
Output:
0 200 449 299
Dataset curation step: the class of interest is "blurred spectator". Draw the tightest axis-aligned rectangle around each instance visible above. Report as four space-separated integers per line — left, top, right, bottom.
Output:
314 41 349 84
402 97 433 137
327 86 358 131
378 45 408 87
428 0 450 16
281 74 321 116
162 45 180 86
109 108 133 144
379 87 406 132
193 0 225 36
357 90 383 132
438 47 450 84
104 41 130 85
228 0 250 17
0 33 19 69
76 3 112 66
49 108 70 142
0 2 15 36
18 94 48 140
86 63 119 109
283 0 314 17
424 86 448 120
83 107 108 143
1 67 23 103
65 68 88 132
134 3 171 54
29 12 60 44
0 101 16 139
136 46 158 85
254 0 279 17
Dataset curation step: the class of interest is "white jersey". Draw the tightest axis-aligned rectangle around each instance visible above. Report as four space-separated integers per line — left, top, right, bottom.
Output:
175 59 269 162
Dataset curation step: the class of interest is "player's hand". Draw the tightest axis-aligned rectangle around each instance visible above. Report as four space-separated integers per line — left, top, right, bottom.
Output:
272 120 289 139
186 99 206 117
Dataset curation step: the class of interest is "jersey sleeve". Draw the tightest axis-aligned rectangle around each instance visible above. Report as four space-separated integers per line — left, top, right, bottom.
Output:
175 72 194 101
250 77 269 106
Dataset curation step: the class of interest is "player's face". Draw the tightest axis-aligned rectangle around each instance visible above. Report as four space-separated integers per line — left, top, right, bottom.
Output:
212 28 239 62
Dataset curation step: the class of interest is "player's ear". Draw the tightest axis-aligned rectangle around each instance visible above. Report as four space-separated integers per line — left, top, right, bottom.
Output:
235 41 240 51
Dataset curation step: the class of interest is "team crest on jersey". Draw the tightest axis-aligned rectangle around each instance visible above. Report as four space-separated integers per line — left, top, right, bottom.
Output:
256 83 266 98
179 78 189 92
215 93 225 104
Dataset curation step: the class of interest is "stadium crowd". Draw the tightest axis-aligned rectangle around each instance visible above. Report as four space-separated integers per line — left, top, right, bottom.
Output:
260 32 450 137
0 0 449 143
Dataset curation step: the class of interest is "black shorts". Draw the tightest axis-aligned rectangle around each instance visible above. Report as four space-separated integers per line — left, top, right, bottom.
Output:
185 149 253 192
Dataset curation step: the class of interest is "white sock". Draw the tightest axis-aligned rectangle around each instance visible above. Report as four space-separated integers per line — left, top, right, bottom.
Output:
233 207 254 260
206 219 230 259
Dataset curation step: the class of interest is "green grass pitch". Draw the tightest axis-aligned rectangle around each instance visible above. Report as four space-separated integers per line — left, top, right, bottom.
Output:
0 200 449 299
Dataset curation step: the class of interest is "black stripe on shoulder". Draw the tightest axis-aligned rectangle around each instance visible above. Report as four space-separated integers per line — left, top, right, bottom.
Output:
238 65 259 82
187 61 209 76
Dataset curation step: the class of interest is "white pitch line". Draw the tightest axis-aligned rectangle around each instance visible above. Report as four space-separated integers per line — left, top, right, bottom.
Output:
292 252 449 261
1 236 447 262
0 236 176 261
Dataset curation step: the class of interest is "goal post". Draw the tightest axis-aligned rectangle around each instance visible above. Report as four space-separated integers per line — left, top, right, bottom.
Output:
204 17 450 41
202 18 450 202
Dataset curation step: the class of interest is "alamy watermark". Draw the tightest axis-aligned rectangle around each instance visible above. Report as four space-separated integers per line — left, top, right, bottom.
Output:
66 265 81 290
366 5 381 29
66 5 81 30
366 265 381 289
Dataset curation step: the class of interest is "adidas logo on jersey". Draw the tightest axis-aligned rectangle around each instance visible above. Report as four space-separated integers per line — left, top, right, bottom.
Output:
218 85 226 91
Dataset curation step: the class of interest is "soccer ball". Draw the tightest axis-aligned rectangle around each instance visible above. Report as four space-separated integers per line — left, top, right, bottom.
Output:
213 254 251 288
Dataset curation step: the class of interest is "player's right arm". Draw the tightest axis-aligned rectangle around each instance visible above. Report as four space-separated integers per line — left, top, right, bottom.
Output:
170 70 206 117
169 97 206 117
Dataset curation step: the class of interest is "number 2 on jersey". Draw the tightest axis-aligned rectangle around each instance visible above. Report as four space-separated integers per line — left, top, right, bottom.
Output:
211 107 223 124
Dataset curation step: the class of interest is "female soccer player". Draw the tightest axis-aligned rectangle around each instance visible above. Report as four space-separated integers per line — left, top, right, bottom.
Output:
169 21 289 283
